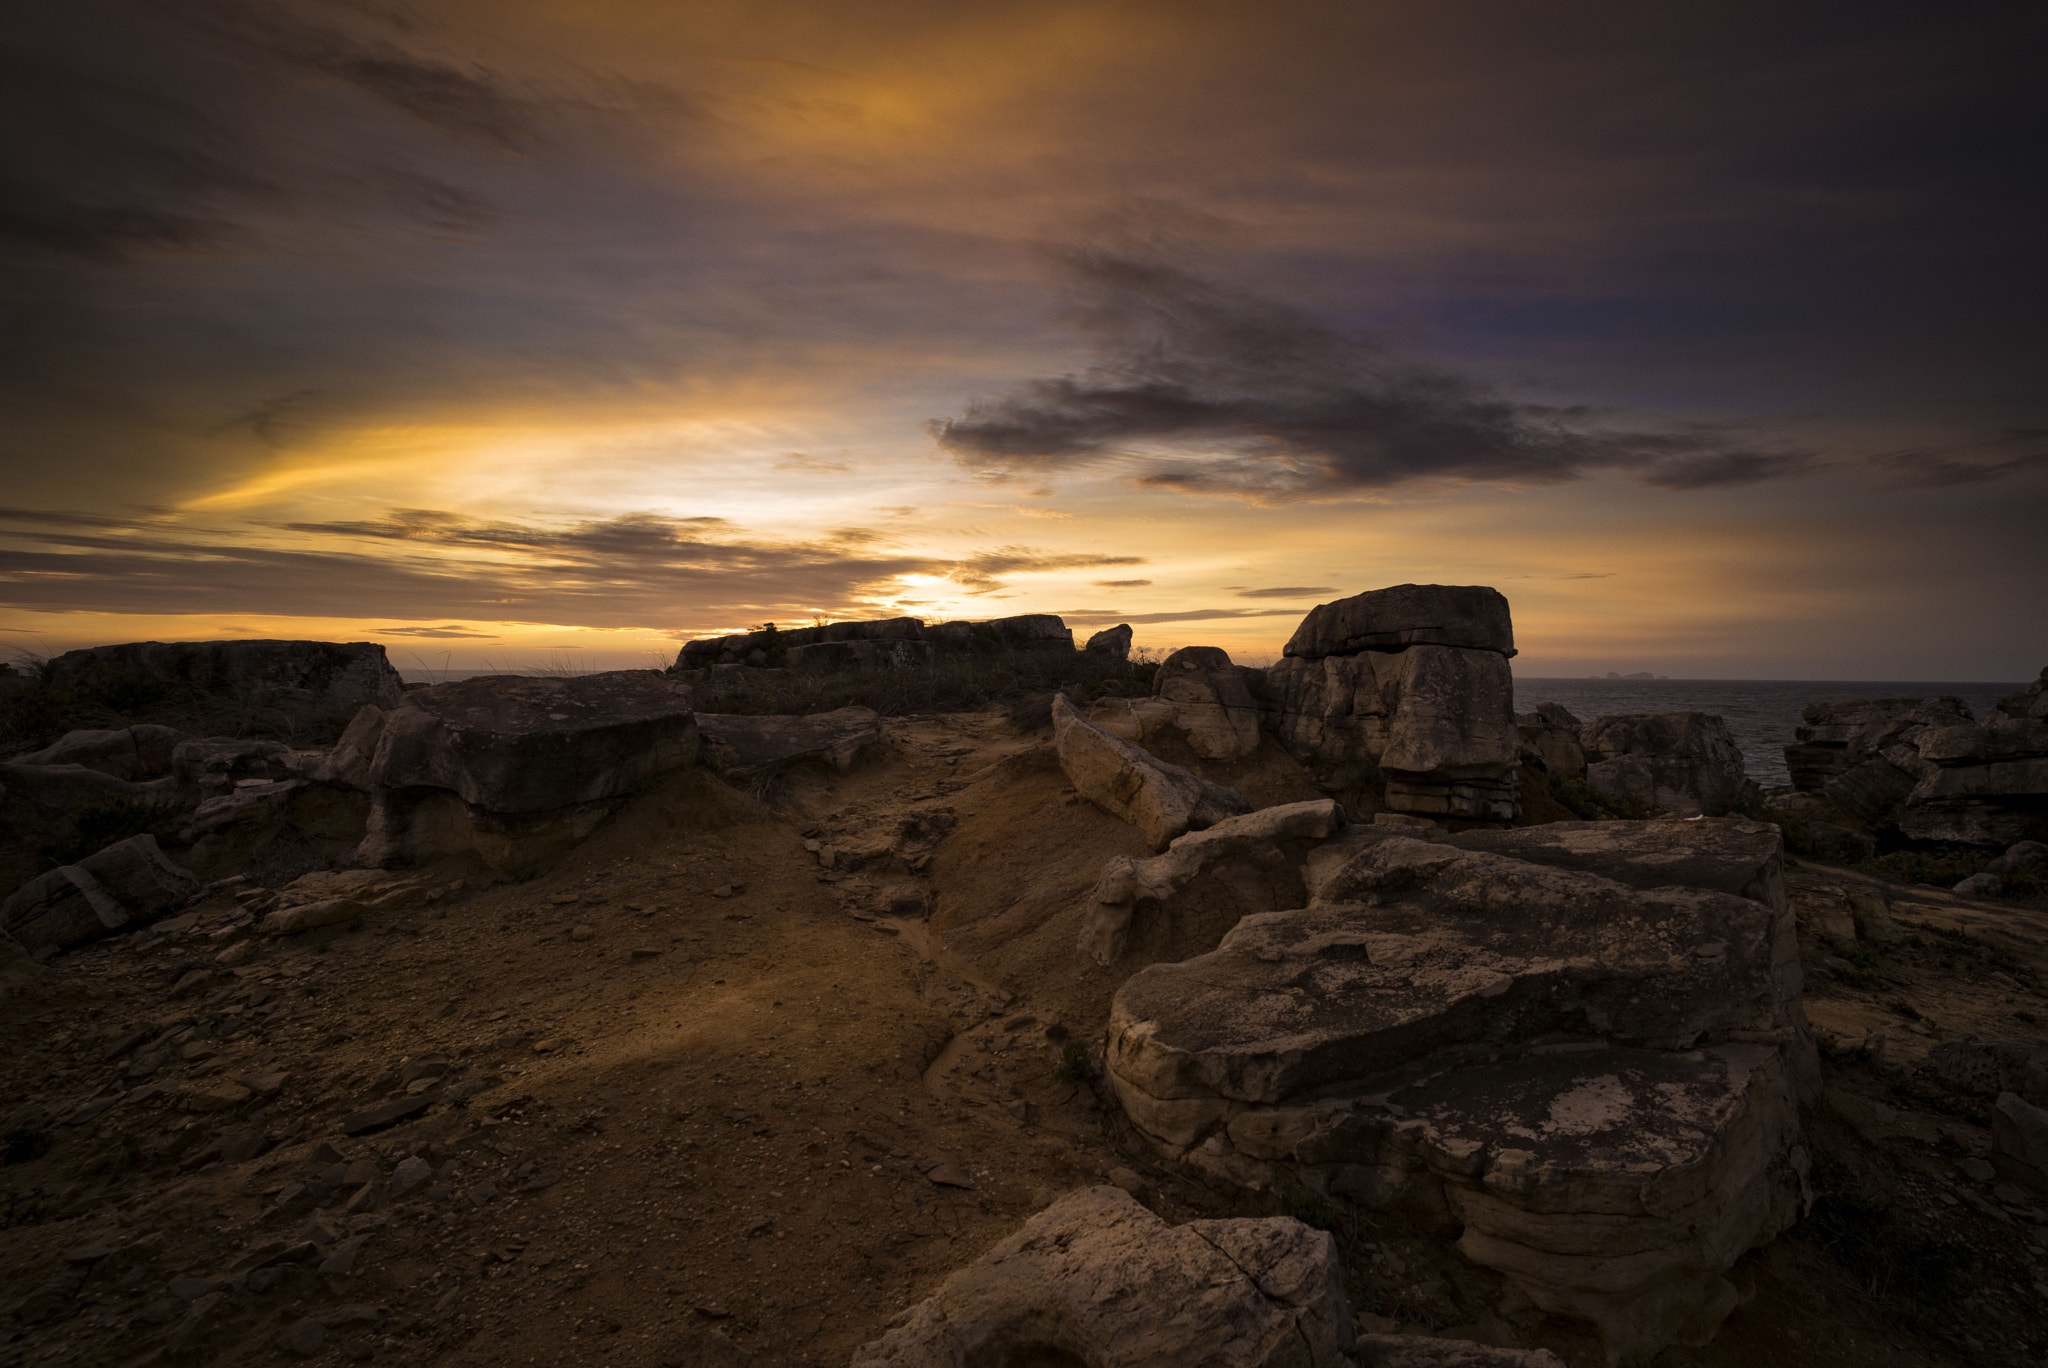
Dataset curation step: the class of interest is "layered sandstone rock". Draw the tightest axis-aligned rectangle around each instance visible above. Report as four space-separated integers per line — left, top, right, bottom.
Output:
1263 587 1519 821
1104 820 1812 1364
325 671 698 872
1579 713 1751 817
849 1186 1358 1368
1081 798 1343 965
1052 693 1248 851
1152 646 1265 761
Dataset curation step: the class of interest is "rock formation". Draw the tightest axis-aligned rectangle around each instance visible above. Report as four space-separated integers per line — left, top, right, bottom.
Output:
1084 623 1134 658
1578 713 1751 817
2 834 200 956
1261 585 1519 822
40 639 404 712
848 1186 1358 1368
323 671 699 873
1051 693 1248 850
1103 819 1813 1364
694 707 883 777
1782 671 2048 846
674 613 1075 673
11 724 192 781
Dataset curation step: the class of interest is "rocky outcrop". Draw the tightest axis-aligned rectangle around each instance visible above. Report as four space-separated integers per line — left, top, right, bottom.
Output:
1104 820 1811 1364
675 613 1076 673
1264 589 1519 822
1151 646 1265 761
41 640 403 711
324 671 698 872
1052 693 1248 851
1 835 199 955
1515 705 1586 784
10 725 191 781
1579 713 1751 817
1995 1092 2048 1192
1082 799 1343 965
848 1186 1358 1368
1085 623 1134 658
694 707 883 776
1782 673 2048 847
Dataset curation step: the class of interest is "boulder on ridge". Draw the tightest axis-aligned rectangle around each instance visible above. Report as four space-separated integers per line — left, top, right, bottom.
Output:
1283 584 1515 659
1579 713 1751 817
1052 693 1248 851
41 639 403 711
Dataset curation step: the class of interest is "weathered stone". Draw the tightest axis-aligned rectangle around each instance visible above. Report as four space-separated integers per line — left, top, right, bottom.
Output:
1580 713 1751 817
1994 1091 2048 1191
1996 666 2048 721
1106 829 1810 1364
1154 647 1264 761
341 1092 436 1134
388 1154 432 1198
1783 697 1972 793
43 639 404 711
695 707 882 775
849 1186 1356 1368
275 1316 324 1356
1084 623 1134 659
1439 818 1789 918
1922 1040 2048 1106
1516 704 1586 782
1284 584 1515 660
258 897 366 937
12 725 191 780
1052 694 1248 850
1083 799 1344 965
2 835 200 955
336 671 698 871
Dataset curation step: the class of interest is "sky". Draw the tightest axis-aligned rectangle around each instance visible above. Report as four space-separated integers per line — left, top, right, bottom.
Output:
2 0 2044 680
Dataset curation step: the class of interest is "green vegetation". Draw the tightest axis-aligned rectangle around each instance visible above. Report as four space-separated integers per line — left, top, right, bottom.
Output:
1054 1040 1095 1084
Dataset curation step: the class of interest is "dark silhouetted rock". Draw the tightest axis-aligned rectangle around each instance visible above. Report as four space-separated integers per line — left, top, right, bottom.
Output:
1283 584 1514 660
695 707 882 775
2 835 199 955
1579 712 1751 816
1084 623 1134 658
43 639 403 710
11 725 191 781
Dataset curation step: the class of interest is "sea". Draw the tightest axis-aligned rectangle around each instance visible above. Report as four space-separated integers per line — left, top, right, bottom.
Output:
1512 678 2029 788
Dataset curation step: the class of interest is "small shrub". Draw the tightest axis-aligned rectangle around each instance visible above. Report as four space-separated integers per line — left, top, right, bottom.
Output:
1286 1190 1337 1231
1797 1152 1970 1316
1054 1041 1094 1084
2 1128 50 1165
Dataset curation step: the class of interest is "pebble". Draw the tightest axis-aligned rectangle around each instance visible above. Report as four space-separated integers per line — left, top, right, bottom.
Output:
388 1154 432 1198
319 1235 369 1276
570 926 596 943
275 1316 325 1357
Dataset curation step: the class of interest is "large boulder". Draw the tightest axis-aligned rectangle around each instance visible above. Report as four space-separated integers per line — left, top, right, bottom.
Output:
1579 713 1751 817
10 725 191 780
1153 646 1264 761
325 671 698 871
849 1186 1357 1368
1782 697 1971 794
1083 799 1343 965
1085 623 1134 659
1996 666 2048 722
1515 704 1586 783
1283 584 1515 659
1 835 199 955
1052 694 1248 850
42 639 403 710
1104 821 1812 1364
675 612 1078 671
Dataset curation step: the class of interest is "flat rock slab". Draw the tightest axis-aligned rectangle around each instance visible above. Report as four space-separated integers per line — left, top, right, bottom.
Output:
694 707 882 774
1284 584 1514 659
1052 692 1247 850
2 835 199 955
43 639 403 709
849 1186 1357 1368
1441 818 1787 913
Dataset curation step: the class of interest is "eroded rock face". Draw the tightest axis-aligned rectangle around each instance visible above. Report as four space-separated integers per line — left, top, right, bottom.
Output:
675 612 1076 671
1085 623 1134 659
1579 713 1750 817
1052 693 1248 851
1 835 199 955
695 708 882 776
1260 586 1519 823
1153 646 1265 761
42 640 403 711
327 671 697 871
1284 584 1515 660
1104 821 1812 1365
1082 799 1343 966
1780 675 2048 846
11 725 191 781
1515 705 1586 784
848 1186 1358 1368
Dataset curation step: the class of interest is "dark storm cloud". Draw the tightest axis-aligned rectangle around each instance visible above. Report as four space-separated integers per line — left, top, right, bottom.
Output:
936 244 1813 499
0 508 1142 629
1870 435 2048 489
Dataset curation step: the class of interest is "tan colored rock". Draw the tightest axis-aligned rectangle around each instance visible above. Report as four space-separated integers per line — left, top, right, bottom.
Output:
1154 646 1264 760
849 1186 1357 1368
1052 693 1247 851
1105 827 1811 1365
1083 799 1343 965
260 898 367 937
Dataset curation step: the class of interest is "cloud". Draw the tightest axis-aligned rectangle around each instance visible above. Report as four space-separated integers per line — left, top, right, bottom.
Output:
1559 571 1616 580
1235 586 1332 599
1053 606 1308 627
774 453 853 474
0 507 1147 631
1870 436 2048 489
933 234 1813 500
1092 578 1152 588
372 625 497 638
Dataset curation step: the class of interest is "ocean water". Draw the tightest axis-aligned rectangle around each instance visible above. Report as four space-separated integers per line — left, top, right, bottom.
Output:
1512 678 2030 788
